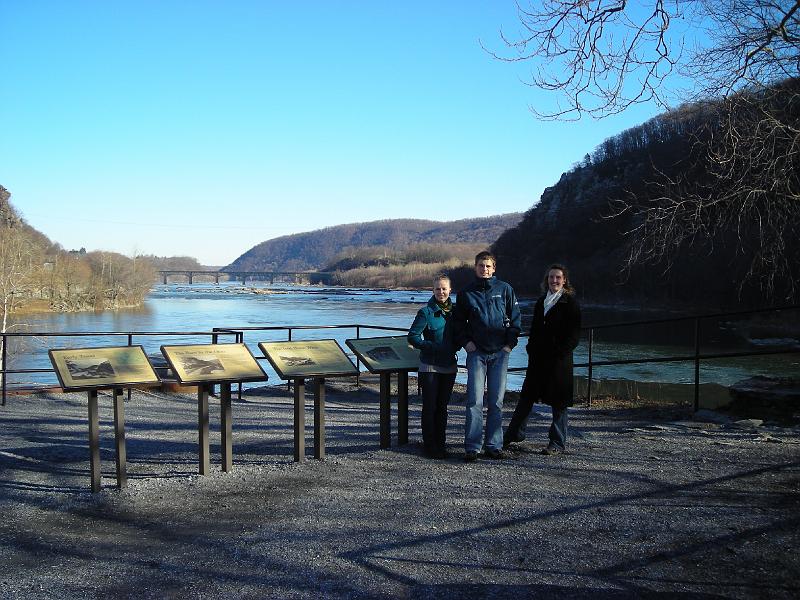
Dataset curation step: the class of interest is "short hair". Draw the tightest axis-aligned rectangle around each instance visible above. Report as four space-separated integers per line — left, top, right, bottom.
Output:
474 251 496 266
433 274 451 285
541 263 575 295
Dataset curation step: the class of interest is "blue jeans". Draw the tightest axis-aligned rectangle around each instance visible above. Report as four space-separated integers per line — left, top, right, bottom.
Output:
464 349 510 453
548 406 568 450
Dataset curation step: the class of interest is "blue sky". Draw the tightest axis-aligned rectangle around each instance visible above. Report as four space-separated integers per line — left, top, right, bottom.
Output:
1 1 664 266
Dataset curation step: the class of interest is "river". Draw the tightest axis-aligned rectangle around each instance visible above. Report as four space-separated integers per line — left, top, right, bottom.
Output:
6 282 799 390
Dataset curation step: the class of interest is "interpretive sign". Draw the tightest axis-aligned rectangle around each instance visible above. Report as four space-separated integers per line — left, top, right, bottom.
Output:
49 346 160 391
346 335 419 373
258 339 358 379
160 343 267 384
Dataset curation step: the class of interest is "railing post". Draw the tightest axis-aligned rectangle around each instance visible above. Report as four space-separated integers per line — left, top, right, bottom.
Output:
356 326 361 387
2 333 6 407
587 328 594 407
693 317 701 412
127 334 133 403
287 328 293 392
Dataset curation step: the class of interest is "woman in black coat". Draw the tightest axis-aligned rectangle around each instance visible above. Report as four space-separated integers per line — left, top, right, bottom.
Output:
504 264 581 455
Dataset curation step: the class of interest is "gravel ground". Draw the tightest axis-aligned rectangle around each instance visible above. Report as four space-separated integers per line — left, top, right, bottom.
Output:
0 379 799 599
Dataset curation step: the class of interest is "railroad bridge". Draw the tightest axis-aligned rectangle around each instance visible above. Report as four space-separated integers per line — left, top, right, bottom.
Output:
158 270 335 285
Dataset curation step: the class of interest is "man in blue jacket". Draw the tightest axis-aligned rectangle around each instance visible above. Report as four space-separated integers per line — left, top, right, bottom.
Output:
453 251 521 461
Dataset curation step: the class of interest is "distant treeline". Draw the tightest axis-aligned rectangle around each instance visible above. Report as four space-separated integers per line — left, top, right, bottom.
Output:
324 243 486 288
225 215 522 273
0 186 197 315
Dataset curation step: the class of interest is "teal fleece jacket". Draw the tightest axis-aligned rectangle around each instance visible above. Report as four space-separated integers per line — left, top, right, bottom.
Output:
407 296 457 367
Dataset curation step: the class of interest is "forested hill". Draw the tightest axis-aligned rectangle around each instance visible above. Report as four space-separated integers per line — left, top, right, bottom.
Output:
490 93 799 309
224 214 523 272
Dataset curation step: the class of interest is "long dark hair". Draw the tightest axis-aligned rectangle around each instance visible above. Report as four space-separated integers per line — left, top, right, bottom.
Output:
540 263 575 295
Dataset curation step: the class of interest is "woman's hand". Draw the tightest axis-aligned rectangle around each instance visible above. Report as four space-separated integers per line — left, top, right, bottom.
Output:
464 341 477 353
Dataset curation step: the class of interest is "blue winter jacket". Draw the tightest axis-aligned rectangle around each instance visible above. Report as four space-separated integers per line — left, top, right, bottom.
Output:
453 276 521 353
407 296 457 368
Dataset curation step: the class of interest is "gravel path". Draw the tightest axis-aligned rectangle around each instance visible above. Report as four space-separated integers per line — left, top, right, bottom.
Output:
1 380 799 599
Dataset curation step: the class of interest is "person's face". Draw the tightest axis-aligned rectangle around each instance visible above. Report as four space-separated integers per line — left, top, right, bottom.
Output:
474 259 496 279
433 279 451 303
548 269 565 293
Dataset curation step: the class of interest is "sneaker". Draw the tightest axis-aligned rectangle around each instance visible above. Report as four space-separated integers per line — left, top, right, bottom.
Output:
464 451 478 463
484 448 506 460
541 445 563 456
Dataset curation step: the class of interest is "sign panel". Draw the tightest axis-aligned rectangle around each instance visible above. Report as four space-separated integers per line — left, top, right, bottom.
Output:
160 343 268 384
346 335 420 373
49 346 160 391
258 339 358 379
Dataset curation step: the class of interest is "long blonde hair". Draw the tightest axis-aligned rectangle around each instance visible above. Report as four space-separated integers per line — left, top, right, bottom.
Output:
540 264 575 295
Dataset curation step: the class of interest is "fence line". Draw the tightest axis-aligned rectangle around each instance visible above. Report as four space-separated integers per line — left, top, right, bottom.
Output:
2 305 798 410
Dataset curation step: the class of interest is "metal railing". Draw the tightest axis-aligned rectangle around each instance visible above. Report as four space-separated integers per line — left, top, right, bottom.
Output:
211 323 409 387
505 304 799 410
1 306 797 410
0 330 239 406
0 324 409 405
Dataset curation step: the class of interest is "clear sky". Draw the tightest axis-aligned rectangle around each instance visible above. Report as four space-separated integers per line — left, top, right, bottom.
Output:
1 1 663 266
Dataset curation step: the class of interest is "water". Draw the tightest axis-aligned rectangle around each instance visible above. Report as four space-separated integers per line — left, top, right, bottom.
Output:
6 283 799 390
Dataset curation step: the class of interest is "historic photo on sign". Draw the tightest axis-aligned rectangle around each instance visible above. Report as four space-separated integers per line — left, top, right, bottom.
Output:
346 336 420 372
49 346 160 391
66 358 115 380
160 343 268 384
258 339 358 379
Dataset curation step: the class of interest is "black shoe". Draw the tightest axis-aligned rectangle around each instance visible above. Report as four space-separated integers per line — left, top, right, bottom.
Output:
464 451 478 463
502 435 525 448
484 448 506 460
541 445 563 456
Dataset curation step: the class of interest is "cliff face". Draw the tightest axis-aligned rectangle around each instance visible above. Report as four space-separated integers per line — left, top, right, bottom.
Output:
491 103 799 309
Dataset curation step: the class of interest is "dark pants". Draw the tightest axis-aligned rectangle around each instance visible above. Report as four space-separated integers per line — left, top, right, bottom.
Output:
420 371 455 453
506 396 569 450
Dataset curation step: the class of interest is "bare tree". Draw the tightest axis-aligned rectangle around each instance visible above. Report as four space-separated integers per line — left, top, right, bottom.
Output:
489 0 800 299
0 186 40 387
489 0 800 117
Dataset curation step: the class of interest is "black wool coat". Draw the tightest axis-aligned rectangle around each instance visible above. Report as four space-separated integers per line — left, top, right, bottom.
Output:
520 292 582 409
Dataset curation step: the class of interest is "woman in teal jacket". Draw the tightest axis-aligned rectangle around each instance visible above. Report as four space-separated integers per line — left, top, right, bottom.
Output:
407 275 458 459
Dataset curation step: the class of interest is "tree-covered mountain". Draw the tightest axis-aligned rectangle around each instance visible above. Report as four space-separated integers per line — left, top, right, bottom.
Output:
490 89 800 309
224 214 523 272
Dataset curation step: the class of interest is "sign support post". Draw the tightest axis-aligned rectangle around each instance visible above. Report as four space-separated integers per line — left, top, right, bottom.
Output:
397 371 409 446
293 377 305 462
198 383 210 475
314 377 325 460
112 387 127 488
379 372 391 448
220 383 233 472
87 389 101 493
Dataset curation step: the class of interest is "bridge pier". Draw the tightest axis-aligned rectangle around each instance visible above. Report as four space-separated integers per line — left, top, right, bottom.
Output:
158 270 334 286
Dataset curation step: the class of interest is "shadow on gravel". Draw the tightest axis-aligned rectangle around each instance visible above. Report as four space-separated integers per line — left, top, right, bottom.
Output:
408 583 730 599
340 460 800 596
